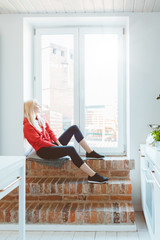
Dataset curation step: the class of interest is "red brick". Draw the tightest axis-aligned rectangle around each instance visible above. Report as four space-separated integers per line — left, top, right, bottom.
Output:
93 160 100 169
88 183 94 193
101 184 106 194
51 178 59 193
10 204 18 223
90 211 97 223
32 203 43 223
76 203 85 223
11 188 18 195
113 202 119 211
55 203 64 224
113 212 120 223
48 203 57 223
112 184 119 194
128 203 135 223
98 203 105 224
119 183 126 194
5 203 16 222
63 178 70 194
124 160 129 169
106 183 112 194
110 195 132 201
104 202 112 211
112 160 119 169
94 184 101 194
26 183 30 194
82 181 88 194
39 195 62 201
130 160 135 170
120 211 127 223
128 212 135 223
57 178 65 194
84 203 91 223
86 159 93 168
40 203 49 223
0 203 7 223
104 203 112 224
43 178 53 194
70 179 76 194
100 159 105 169
30 183 40 195
70 203 78 223
62 202 71 223
26 203 36 223
90 203 98 223
70 161 77 170
106 160 111 169
126 184 132 194
2 195 18 201
77 179 83 194
87 196 109 201
111 170 129 178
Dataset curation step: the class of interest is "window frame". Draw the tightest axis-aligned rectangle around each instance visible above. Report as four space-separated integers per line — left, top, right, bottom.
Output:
34 26 126 155
79 27 125 155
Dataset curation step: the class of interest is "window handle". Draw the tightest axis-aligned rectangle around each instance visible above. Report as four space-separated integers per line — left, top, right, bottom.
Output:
151 171 160 189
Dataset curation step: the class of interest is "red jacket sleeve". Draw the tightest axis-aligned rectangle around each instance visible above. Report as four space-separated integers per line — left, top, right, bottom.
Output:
45 121 58 142
23 122 54 150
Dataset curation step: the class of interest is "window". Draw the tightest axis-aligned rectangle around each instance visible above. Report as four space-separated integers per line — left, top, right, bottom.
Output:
61 50 65 56
52 48 56 54
34 27 125 155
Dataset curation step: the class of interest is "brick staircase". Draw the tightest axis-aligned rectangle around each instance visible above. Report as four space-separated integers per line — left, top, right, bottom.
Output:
0 157 135 225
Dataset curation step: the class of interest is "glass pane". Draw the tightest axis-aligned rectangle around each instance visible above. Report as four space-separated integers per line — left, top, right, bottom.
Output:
41 35 74 139
84 34 118 150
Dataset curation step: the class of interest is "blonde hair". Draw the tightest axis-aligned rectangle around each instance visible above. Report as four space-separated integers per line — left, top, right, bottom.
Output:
24 99 45 131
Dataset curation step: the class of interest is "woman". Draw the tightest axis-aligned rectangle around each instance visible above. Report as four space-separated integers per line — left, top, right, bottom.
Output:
23 99 108 184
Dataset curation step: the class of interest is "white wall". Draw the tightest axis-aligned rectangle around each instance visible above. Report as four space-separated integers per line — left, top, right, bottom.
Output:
0 13 160 210
23 20 34 101
0 15 24 155
129 13 160 210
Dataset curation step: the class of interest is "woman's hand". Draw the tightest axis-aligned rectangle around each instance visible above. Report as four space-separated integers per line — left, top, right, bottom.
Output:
55 140 62 146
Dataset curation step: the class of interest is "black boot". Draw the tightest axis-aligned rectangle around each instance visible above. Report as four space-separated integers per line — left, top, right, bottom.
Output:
86 150 104 158
88 173 109 183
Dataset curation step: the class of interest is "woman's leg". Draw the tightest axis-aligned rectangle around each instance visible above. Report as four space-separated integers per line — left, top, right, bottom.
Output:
37 146 95 176
58 125 104 158
58 125 93 153
58 125 84 145
37 146 108 183
79 139 92 153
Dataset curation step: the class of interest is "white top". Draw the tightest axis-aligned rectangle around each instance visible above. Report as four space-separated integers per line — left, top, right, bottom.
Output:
142 144 160 171
0 156 25 173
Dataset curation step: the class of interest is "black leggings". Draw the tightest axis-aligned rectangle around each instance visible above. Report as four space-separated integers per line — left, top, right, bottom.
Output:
37 125 85 168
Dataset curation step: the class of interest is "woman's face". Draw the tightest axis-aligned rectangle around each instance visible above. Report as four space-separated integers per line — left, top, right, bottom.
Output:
34 101 41 114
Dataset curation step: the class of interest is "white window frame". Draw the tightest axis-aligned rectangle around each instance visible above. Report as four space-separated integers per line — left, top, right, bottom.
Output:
79 27 125 155
34 26 126 155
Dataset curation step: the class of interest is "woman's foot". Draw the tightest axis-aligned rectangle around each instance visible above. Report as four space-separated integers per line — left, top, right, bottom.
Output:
86 150 104 158
88 173 109 184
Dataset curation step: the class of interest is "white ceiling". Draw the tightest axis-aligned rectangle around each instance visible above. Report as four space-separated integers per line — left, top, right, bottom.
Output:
0 0 160 14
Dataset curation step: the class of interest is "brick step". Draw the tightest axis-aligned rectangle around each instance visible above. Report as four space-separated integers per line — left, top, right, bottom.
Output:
0 200 135 224
26 158 135 178
5 177 132 202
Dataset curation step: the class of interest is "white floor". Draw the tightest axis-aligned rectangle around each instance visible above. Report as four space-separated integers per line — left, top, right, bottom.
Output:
0 212 150 240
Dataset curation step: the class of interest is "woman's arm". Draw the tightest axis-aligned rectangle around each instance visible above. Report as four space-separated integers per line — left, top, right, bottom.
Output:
45 121 58 143
54 139 62 146
24 123 54 149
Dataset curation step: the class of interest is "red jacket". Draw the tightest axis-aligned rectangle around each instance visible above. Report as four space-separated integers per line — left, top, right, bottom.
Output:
23 118 58 151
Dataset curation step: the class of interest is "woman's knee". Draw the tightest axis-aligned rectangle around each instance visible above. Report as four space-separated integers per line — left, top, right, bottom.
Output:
66 146 76 153
70 125 79 132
